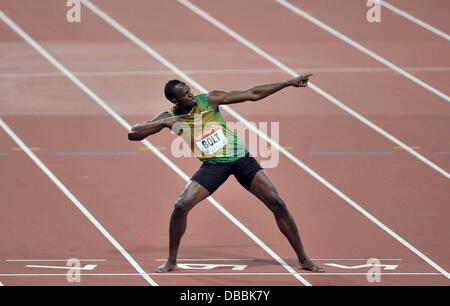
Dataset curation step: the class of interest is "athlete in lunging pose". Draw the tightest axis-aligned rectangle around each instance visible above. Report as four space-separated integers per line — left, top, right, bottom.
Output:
128 74 324 273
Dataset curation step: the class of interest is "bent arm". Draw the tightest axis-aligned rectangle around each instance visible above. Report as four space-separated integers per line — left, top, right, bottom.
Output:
128 111 171 141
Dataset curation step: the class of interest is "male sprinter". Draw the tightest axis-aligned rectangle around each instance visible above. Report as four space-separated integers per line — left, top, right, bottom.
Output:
128 75 324 273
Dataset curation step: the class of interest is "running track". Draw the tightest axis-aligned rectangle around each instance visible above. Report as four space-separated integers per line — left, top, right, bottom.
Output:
0 0 448 286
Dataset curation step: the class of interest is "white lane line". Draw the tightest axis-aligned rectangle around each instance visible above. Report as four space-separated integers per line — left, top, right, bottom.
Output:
1 66 450 78
177 0 450 179
0 9 310 287
50 151 137 157
15 258 399 266
311 258 402 261
155 259 255 262
172 0 450 278
25 264 98 271
275 0 450 103
380 0 450 41
0 280 3 286
155 258 402 261
0 272 444 277
0 11 158 287
0 118 158 286
309 151 392 156
6 259 106 262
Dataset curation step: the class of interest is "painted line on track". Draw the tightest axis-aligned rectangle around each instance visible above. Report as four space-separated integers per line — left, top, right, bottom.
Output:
6 259 106 262
1 66 450 79
154 258 403 261
0 272 443 277
311 258 402 261
309 151 392 156
380 0 450 41
50 151 138 157
155 258 255 262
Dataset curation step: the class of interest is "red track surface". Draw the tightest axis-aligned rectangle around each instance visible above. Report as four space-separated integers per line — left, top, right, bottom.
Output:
0 0 448 286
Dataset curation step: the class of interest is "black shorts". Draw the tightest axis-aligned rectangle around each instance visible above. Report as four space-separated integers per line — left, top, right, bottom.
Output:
191 154 263 195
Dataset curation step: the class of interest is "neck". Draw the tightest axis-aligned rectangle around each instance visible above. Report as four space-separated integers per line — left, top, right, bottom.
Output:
176 103 195 115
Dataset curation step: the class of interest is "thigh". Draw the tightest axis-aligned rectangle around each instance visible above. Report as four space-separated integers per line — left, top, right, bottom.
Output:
176 180 210 211
247 170 281 207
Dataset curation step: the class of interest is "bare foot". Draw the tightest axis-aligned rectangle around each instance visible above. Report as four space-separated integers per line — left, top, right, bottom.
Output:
155 260 177 273
299 259 325 273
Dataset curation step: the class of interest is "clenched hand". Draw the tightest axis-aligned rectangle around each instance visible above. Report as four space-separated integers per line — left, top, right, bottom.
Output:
288 74 313 87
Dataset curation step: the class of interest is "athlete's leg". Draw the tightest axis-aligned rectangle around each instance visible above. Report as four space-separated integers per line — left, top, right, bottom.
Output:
247 170 324 272
156 180 209 273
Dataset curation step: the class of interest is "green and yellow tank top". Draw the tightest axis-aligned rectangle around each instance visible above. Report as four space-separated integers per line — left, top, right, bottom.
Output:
168 93 248 163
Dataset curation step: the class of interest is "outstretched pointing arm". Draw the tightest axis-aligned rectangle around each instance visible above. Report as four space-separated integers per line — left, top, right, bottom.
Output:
208 74 312 106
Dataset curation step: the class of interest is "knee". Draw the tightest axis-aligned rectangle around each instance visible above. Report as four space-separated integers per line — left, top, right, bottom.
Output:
269 194 288 216
173 198 193 216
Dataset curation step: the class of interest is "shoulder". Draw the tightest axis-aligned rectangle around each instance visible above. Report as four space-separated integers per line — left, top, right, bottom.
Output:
167 104 176 116
194 93 209 103
157 110 172 119
205 90 227 107
195 93 215 110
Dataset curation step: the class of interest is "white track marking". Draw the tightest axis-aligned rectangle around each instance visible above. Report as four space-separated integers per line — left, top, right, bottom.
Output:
6 259 106 262
25 264 98 271
25 265 98 271
0 10 310 287
0 280 3 286
380 0 450 41
311 259 402 261
80 0 450 279
156 259 255 262
156 258 403 261
0 118 157 286
0 11 158 287
275 0 450 103
177 0 450 179
325 263 399 270
0 272 444 277
1 66 450 79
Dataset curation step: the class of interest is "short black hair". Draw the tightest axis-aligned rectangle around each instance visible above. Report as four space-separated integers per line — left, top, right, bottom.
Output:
164 79 183 101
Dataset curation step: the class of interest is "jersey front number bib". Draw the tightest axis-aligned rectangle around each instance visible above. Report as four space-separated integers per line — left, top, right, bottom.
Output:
194 124 228 156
